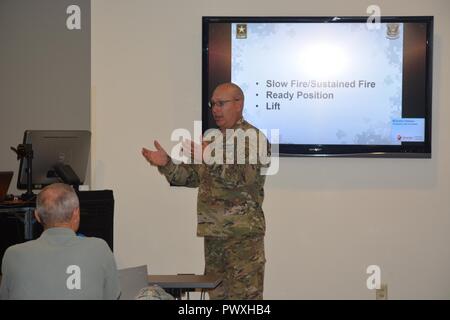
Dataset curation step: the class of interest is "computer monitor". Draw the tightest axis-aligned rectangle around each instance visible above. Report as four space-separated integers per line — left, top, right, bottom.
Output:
17 130 91 189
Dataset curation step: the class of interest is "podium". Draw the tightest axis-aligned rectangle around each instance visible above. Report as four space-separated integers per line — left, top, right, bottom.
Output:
0 190 114 269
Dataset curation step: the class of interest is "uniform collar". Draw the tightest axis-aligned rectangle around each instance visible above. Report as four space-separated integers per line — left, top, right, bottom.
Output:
230 117 245 130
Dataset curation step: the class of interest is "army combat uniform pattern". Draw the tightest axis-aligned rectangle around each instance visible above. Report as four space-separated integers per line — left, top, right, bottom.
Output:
158 118 269 299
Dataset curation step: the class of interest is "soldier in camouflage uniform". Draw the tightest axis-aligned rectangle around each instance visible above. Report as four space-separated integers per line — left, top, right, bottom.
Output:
142 83 270 299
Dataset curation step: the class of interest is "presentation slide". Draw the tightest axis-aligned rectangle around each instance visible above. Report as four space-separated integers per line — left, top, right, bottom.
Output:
230 22 424 145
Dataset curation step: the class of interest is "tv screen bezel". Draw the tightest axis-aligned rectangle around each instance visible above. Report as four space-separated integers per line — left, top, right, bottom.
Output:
202 16 433 158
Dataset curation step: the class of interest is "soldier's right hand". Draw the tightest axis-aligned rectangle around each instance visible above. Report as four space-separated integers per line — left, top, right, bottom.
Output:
141 140 169 167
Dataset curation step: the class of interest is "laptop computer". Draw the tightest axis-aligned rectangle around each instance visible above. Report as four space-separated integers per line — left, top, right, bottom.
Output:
118 265 149 300
0 171 13 202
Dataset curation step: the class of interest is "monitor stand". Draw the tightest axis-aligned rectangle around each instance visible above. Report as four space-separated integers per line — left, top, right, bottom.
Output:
10 144 35 201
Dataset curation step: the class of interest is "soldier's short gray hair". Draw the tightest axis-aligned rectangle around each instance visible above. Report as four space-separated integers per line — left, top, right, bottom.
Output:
228 82 244 100
214 82 245 101
36 183 79 226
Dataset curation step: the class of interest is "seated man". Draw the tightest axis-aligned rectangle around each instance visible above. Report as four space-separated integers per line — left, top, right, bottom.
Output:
0 183 120 299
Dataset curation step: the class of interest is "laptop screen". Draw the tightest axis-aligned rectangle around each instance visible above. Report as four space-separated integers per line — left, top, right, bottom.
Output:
118 265 148 300
0 171 13 202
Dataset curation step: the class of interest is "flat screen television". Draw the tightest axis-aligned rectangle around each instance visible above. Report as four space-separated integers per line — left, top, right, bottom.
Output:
17 130 91 189
202 16 433 158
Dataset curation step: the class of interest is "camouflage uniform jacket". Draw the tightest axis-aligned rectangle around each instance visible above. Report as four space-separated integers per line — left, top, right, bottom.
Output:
158 118 270 238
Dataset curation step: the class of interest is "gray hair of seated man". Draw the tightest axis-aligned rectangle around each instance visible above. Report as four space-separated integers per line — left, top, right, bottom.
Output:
35 183 79 226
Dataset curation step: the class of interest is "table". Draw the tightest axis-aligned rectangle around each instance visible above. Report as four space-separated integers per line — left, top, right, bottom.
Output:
147 274 222 300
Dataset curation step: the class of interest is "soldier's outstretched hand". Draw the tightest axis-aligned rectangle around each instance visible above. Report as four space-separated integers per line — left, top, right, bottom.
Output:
142 140 169 167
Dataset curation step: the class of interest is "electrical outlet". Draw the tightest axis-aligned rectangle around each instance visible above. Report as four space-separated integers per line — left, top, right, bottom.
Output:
376 283 388 300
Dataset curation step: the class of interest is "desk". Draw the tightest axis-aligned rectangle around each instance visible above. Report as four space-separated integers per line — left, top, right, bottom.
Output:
148 275 221 300
0 202 40 267
0 201 36 240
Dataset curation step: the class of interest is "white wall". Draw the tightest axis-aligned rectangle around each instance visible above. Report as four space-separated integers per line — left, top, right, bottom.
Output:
0 0 91 194
91 0 450 299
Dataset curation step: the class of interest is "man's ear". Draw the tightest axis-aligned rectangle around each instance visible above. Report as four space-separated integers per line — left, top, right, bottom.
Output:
72 207 80 224
236 101 244 113
34 210 42 224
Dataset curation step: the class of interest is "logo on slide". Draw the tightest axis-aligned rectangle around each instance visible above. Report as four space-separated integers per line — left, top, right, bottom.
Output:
386 23 400 40
236 24 247 39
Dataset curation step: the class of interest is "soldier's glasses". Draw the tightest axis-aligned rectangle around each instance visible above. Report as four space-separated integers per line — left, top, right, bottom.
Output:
208 98 241 109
